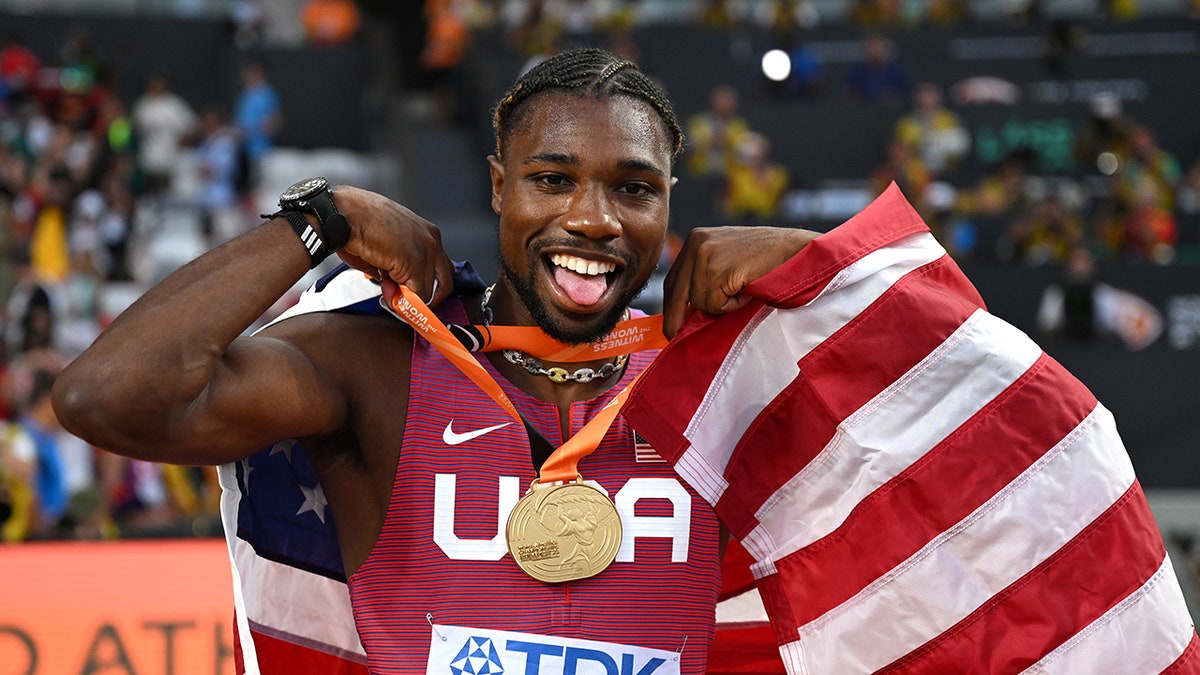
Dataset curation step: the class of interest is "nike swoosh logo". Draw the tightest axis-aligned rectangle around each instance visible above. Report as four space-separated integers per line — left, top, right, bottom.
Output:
443 421 513 445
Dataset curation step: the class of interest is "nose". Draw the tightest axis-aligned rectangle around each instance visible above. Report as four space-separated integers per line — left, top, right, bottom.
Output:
563 185 621 239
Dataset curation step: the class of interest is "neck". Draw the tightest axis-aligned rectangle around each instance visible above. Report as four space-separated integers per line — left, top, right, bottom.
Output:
476 282 629 405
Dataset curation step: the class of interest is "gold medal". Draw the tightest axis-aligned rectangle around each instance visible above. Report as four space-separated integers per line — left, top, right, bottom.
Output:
506 477 623 583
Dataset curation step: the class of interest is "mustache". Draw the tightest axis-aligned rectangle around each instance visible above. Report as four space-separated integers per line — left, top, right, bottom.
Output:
531 237 632 267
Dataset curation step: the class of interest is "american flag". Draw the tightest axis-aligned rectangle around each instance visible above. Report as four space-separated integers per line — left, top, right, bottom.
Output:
625 183 1199 673
217 269 387 675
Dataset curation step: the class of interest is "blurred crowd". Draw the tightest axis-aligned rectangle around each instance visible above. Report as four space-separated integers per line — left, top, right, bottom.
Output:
1 0 1196 542
0 24 289 541
671 25 1197 270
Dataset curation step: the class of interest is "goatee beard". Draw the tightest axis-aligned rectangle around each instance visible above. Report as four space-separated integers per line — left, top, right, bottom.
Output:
499 257 648 345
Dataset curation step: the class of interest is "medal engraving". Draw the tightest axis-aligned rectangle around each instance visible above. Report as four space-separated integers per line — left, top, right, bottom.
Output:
506 479 622 583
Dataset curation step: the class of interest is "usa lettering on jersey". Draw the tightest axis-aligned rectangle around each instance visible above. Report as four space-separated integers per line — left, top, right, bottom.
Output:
434 474 692 563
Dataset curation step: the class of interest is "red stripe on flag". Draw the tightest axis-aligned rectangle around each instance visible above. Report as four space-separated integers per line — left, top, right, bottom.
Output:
626 300 761 463
765 354 1097 626
1162 632 1200 674
627 183 938 466
247 628 369 675
746 182 936 309
709 624 787 674
878 482 1167 674
715 257 987 536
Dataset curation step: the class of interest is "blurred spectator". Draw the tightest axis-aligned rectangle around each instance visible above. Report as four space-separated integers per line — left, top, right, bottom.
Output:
844 32 910 105
927 0 969 24
88 90 134 185
0 414 33 541
234 61 282 188
850 0 902 25
1037 244 1164 350
300 0 363 48
8 367 67 539
28 167 73 283
0 32 41 110
231 0 267 50
1042 19 1083 77
958 151 1032 219
58 248 104 358
192 103 246 244
721 132 790 222
1100 0 1139 20
1105 176 1178 264
753 0 820 32
685 84 751 177
870 137 931 207
696 0 738 27
131 71 198 196
421 0 473 127
1002 192 1085 266
98 172 134 281
922 180 978 258
1117 124 1182 213
1073 92 1133 172
892 81 970 176
510 0 566 67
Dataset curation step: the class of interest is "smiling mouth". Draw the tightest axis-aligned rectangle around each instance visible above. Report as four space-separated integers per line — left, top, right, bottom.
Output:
548 252 618 307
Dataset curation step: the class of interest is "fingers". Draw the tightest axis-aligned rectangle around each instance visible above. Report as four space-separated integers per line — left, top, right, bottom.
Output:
334 191 455 308
662 243 695 339
661 226 819 338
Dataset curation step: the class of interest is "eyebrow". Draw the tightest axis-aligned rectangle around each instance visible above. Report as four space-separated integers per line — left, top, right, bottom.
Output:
524 153 667 178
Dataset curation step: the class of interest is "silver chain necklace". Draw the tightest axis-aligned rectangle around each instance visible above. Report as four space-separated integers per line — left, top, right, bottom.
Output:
481 285 628 384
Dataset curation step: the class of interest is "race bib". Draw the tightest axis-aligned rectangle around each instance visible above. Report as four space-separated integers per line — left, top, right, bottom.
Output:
427 623 682 675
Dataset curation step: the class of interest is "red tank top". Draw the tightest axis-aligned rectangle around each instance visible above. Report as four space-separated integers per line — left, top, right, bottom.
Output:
347 299 722 674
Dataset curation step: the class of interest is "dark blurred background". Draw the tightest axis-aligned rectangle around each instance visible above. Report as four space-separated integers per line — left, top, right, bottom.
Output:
0 0 1195 612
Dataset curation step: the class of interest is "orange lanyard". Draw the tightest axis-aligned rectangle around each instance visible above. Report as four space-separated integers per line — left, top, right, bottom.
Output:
388 287 666 483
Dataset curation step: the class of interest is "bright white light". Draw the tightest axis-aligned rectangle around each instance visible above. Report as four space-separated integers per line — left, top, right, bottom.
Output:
761 49 791 82
1097 151 1120 176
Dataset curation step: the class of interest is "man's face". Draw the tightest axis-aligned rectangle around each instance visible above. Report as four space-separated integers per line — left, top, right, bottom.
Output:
489 92 673 345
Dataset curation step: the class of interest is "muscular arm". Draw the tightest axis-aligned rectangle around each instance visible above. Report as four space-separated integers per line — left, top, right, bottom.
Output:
52 186 454 466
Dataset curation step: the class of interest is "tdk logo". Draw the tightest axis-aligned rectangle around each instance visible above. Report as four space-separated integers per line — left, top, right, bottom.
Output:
447 636 669 675
451 636 505 674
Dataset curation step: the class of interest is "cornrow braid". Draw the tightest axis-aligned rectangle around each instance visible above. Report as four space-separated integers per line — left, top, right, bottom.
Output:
492 47 684 162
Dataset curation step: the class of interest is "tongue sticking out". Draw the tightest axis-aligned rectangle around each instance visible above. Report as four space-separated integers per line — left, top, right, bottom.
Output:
554 265 608 306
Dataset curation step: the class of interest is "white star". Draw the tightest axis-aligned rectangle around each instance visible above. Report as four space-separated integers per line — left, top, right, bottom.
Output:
295 483 328 524
269 440 295 463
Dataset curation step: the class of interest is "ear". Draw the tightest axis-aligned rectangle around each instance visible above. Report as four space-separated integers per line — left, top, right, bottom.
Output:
487 154 504 215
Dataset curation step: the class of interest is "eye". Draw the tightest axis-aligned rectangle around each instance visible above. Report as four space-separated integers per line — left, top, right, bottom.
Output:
533 173 571 189
618 182 657 198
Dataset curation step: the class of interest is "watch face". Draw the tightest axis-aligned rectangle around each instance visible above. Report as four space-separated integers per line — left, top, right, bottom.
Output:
280 177 328 204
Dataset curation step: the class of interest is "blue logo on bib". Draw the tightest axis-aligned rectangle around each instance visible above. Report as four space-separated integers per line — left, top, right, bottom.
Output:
450 636 505 675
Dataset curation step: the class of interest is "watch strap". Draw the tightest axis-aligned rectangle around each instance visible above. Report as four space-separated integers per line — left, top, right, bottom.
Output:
265 181 350 268
277 210 328 269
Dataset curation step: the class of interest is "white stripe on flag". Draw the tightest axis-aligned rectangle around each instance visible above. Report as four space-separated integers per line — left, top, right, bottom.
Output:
218 463 262 675
748 310 1041 567
716 587 770 626
681 233 946 488
1022 556 1194 675
229 536 367 659
795 405 1136 673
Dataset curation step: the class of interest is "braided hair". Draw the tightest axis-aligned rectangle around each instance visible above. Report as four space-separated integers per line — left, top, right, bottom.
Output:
493 47 684 162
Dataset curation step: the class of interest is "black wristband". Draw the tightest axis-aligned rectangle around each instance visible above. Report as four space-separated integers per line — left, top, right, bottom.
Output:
277 210 328 268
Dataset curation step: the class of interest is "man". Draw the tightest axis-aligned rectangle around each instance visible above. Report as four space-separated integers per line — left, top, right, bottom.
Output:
52 48 813 673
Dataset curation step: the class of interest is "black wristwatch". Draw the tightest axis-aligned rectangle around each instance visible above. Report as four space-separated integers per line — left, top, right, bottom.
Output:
269 177 350 268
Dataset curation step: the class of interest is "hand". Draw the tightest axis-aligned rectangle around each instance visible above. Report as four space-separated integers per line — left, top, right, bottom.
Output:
332 186 455 306
662 226 819 338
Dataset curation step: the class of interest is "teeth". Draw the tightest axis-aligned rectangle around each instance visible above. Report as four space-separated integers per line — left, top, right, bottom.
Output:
550 253 615 276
